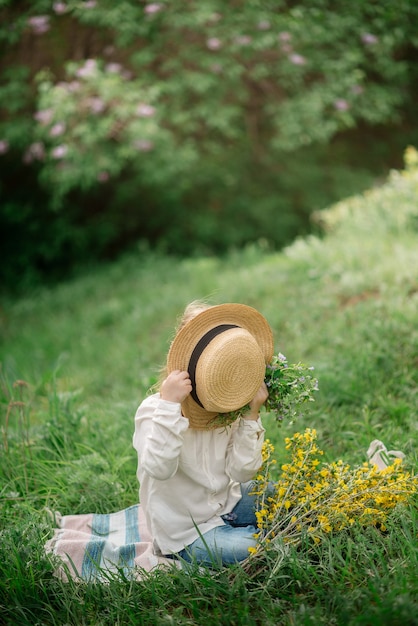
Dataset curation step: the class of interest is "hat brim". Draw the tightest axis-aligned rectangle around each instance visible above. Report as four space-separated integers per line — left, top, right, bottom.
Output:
167 303 274 429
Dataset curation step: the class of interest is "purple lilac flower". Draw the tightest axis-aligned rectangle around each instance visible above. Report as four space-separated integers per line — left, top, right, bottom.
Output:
351 84 364 95
97 171 109 182
133 139 154 152
33 142 46 159
82 1 97 8
68 81 81 92
23 142 45 163
278 353 287 362
88 97 106 114
50 122 66 137
334 99 350 111
207 37 222 50
75 59 97 78
34 109 54 125
0 140 9 154
280 43 293 54
234 35 252 46
51 145 68 159
289 53 306 66
136 103 156 117
278 31 292 43
257 20 271 31
361 32 378 45
55 80 81 93
144 3 163 14
53 2 68 14
105 63 122 74
28 15 50 35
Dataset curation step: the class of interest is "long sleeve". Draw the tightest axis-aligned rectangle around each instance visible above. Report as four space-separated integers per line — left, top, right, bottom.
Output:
225 417 265 483
133 394 189 481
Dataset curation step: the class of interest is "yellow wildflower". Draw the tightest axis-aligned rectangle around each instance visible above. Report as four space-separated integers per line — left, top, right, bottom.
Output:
247 428 418 558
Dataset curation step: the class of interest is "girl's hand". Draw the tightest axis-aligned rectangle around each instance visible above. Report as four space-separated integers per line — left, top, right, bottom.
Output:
160 370 192 404
244 382 268 421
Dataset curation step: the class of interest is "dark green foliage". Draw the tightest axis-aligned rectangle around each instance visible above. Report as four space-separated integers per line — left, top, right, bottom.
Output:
1 1 418 291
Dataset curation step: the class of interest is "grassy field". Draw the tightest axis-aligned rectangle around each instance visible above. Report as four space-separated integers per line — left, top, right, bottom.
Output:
1 152 418 625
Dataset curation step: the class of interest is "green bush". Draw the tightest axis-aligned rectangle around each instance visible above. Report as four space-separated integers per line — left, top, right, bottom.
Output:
1 0 418 289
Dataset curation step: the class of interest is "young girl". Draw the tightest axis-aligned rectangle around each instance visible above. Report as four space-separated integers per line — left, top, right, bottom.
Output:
133 302 274 566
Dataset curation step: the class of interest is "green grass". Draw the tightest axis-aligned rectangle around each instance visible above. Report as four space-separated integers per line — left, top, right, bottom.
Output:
1 155 418 624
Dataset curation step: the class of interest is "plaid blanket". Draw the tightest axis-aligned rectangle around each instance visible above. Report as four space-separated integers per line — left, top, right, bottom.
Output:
45 504 179 582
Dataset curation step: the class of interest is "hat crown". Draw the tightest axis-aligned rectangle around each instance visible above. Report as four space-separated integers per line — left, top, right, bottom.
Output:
194 327 265 412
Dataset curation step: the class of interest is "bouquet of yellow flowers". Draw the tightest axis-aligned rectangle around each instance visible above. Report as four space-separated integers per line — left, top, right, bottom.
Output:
243 429 418 575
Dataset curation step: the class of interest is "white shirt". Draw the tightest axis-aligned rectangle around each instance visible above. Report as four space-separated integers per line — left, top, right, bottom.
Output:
133 393 265 555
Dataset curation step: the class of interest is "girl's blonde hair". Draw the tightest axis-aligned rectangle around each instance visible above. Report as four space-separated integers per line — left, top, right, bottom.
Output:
175 299 212 332
153 300 213 392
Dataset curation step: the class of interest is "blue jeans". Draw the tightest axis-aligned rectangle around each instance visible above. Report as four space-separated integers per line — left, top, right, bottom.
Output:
176 481 260 566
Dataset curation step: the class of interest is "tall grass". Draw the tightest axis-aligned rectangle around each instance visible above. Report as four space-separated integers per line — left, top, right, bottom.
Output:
1 153 418 624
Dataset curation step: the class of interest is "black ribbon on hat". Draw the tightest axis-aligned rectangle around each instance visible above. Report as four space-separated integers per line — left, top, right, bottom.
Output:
187 324 239 408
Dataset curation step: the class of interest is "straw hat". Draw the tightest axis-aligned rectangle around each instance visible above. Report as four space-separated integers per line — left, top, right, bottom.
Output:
166 303 274 429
